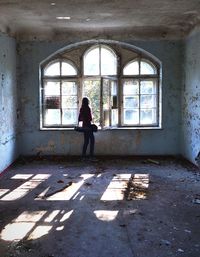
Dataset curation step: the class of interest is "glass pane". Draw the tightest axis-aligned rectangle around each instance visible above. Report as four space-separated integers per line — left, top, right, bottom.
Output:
45 96 60 109
103 79 110 110
44 109 61 125
124 96 139 108
61 62 77 76
83 80 100 125
101 47 117 75
111 81 117 95
112 109 118 126
124 109 139 124
62 96 77 108
140 61 156 75
141 95 156 108
84 47 100 75
62 81 77 95
62 109 77 125
103 110 110 127
44 81 60 96
140 109 157 124
44 62 60 76
123 61 139 75
141 80 156 94
123 80 139 95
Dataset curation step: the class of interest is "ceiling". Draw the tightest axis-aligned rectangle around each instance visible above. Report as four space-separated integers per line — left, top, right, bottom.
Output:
0 0 200 40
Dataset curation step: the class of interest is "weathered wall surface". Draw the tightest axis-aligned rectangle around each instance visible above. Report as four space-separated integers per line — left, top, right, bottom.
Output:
182 28 200 165
17 36 183 156
0 33 18 172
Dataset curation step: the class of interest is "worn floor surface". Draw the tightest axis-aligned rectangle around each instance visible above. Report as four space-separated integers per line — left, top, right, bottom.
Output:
0 157 199 257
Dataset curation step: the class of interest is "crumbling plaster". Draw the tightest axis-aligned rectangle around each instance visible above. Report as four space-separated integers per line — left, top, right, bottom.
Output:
0 33 19 172
182 27 200 165
17 36 183 157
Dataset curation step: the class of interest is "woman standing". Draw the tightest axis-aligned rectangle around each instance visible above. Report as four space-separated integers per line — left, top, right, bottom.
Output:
78 97 95 159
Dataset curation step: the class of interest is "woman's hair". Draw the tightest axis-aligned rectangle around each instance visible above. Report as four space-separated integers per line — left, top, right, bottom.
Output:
82 97 89 107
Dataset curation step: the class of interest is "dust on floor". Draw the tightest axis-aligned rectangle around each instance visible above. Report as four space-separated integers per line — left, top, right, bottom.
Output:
0 157 199 257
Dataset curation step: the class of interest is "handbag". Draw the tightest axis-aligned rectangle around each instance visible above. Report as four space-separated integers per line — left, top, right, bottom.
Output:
74 124 98 133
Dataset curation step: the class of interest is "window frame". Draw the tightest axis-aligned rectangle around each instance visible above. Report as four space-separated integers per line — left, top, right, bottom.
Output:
40 45 161 130
41 59 79 129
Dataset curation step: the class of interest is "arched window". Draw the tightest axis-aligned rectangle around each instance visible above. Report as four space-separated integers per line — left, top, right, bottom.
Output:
84 45 117 76
122 59 158 125
42 60 78 127
40 43 161 129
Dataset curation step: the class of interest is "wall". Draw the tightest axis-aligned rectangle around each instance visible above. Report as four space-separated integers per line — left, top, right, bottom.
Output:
182 28 200 165
0 33 18 172
17 36 183 156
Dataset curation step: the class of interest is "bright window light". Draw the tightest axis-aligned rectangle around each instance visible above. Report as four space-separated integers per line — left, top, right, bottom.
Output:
28 225 52 240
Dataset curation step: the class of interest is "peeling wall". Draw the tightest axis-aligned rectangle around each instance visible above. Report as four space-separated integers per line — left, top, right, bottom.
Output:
0 33 19 172
17 35 183 156
182 28 200 165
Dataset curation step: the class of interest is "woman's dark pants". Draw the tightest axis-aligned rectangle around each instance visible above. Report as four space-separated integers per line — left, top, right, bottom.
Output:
82 130 95 157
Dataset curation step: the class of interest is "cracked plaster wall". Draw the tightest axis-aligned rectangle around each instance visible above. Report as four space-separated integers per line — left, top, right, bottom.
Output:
17 35 183 157
182 27 200 165
0 33 19 172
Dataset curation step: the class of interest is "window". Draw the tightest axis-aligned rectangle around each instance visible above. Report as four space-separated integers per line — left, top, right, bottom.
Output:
40 44 161 129
41 60 78 127
122 59 158 126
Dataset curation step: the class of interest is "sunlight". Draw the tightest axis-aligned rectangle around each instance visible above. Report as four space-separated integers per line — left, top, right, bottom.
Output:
0 189 9 197
60 210 74 222
126 174 149 200
11 174 33 180
0 211 47 241
44 210 60 222
56 226 64 231
101 174 132 201
1 223 35 241
1 174 51 201
94 210 119 221
39 174 94 201
28 225 52 240
15 211 47 222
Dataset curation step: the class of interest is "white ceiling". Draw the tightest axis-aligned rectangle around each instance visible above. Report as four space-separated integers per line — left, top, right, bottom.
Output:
0 0 200 40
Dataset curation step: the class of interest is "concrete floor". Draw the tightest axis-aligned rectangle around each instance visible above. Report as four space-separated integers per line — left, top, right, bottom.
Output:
0 157 199 257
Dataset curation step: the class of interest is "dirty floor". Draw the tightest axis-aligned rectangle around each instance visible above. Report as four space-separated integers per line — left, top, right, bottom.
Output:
0 157 199 257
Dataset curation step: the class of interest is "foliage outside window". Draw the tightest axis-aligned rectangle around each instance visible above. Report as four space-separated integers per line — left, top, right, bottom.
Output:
41 44 161 129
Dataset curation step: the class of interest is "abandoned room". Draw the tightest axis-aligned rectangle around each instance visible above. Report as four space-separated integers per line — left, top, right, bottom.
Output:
0 1 200 257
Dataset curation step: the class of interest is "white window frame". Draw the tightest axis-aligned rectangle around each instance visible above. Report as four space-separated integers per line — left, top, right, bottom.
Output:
40 45 161 130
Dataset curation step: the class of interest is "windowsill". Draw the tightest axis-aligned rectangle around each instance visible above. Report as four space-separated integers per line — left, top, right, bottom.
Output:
40 126 162 131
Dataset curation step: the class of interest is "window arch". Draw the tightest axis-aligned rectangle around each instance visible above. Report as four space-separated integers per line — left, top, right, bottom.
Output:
40 43 161 129
84 45 117 76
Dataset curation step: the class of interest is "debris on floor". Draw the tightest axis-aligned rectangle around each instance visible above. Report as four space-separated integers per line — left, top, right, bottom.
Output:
125 174 149 200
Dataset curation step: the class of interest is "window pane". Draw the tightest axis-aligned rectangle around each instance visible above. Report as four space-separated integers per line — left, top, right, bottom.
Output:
140 61 156 75
44 62 60 76
124 96 139 108
44 81 60 96
140 80 156 94
123 80 139 95
44 109 61 125
84 47 100 75
61 62 77 76
124 109 139 124
62 81 77 95
62 96 77 108
45 96 60 109
112 109 118 126
83 80 100 125
101 47 117 75
123 61 139 75
141 95 156 108
140 109 157 124
62 109 77 125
